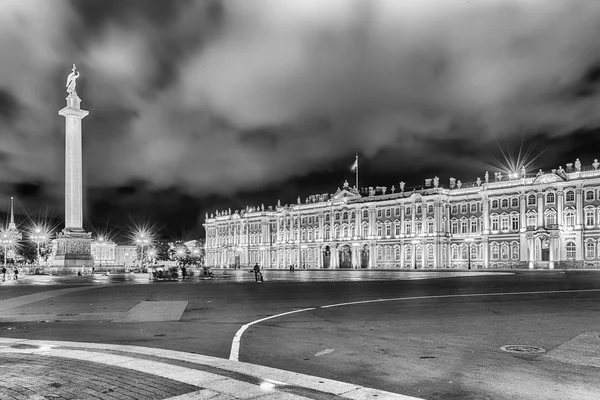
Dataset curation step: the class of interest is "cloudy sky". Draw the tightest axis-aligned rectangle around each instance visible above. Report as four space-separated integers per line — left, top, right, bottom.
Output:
1 0 600 239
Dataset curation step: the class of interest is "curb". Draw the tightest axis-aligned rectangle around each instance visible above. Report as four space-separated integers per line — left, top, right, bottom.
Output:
0 338 424 400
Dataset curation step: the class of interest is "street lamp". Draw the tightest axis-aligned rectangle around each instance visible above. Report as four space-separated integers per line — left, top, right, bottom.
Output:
465 237 475 270
134 231 151 270
30 226 48 266
0 233 14 267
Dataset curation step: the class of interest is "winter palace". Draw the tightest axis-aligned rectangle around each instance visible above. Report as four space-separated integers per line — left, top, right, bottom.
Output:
204 158 600 270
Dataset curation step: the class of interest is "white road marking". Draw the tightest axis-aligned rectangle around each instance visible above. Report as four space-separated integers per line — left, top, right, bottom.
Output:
230 288 600 362
315 349 335 357
320 288 600 308
229 308 315 361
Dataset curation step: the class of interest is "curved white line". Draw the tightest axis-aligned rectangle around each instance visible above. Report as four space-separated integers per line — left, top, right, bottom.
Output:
230 288 600 361
229 307 315 361
320 288 600 308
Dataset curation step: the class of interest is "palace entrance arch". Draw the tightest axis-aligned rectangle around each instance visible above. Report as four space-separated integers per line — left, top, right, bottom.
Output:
323 245 331 268
360 245 369 268
339 244 352 268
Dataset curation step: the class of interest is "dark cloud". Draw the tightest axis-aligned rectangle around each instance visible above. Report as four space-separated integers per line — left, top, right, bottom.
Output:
2 0 600 236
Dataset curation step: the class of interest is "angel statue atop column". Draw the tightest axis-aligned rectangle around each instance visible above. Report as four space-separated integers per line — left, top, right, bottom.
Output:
66 64 80 94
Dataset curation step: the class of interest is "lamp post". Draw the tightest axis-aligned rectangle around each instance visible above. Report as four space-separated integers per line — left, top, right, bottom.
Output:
97 236 107 268
1 233 13 267
465 237 474 270
31 227 48 266
135 232 150 270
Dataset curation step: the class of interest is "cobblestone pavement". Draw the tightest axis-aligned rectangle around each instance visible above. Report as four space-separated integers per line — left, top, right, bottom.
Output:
0 352 197 400
0 338 421 400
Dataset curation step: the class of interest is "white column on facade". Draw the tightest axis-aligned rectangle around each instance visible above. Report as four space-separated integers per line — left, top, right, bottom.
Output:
537 191 544 227
400 206 405 235
575 187 583 227
519 193 526 229
557 190 564 226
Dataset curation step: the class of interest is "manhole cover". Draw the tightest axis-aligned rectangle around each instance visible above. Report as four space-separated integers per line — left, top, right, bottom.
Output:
501 345 546 354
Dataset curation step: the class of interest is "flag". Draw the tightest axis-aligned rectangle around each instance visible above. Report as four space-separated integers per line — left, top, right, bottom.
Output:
350 156 358 172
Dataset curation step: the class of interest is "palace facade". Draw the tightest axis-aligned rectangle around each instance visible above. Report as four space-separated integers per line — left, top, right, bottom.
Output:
204 159 600 270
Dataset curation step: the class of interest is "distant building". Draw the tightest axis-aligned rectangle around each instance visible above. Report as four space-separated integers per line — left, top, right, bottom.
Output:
204 158 600 270
90 237 117 265
116 245 137 266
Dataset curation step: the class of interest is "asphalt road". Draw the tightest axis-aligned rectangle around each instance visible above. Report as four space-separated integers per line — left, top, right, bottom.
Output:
1 270 599 399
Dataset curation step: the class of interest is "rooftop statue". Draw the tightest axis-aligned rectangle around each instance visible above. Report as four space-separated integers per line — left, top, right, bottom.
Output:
484 171 489 183
433 176 439 188
476 177 481 186
399 181 405 191
575 158 582 172
66 64 80 95
594 159 599 170
297 196 301 204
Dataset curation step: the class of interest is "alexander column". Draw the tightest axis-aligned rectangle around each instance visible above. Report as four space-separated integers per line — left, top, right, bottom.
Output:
53 64 94 272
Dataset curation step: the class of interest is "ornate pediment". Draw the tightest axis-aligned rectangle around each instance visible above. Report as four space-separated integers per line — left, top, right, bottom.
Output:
332 187 361 202
533 173 565 185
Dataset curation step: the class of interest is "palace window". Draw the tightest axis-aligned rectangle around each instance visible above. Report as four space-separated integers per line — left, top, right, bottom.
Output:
586 190 595 201
395 207 400 216
405 245 412 260
528 195 536 206
491 244 499 261
470 203 477 213
565 210 575 227
362 224 368 238
511 198 519 207
343 212 348 220
335 213 340 221
501 215 509 231
546 193 555 204
428 204 434 214
545 211 556 226
351 212 355 221
301 230 306 241
566 191 575 202
492 200 499 209
301 217 306 225
386 208 391 217
385 246 392 260
394 223 401 236
415 221 422 234
586 241 596 259
377 246 383 261
501 244 509 260
511 214 519 231
461 204 467 214
342 226 347 238
427 244 434 261
586 209 595 226
377 209 383 218
415 245 422 261
491 215 499 231
527 212 537 228
315 228 320 240
451 245 458 260
324 228 330 240
461 219 468 234
451 220 458 234
406 207 411 216
470 218 478 233
325 214 330 223
394 246 401 260
468 244 476 260
511 243 519 260
405 221 412 235
566 242 576 259
501 199 509 209
377 224 383 236
363 210 368 219
428 219 435 234
452 205 458 214
416 205 422 215
460 244 468 260
385 223 392 236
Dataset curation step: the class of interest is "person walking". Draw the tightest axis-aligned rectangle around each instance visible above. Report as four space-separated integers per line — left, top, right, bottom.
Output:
181 266 187 280
1 266 6 281
91 266 95 276
13 267 18 280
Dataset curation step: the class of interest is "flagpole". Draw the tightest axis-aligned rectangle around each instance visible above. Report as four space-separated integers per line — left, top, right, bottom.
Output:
355 154 359 191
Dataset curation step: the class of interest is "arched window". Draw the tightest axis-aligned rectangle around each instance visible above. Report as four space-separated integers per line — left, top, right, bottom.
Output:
586 190 595 201
362 224 369 238
546 192 555 204
586 241 596 259
324 227 330 240
335 213 340 221
405 245 412 260
545 210 557 226
564 210 575 227
385 222 392 236
452 205 458 214
566 242 576 259
342 212 348 220
501 199 509 208
314 227 320 240
461 204 467 214
351 212 355 220
377 224 383 236
565 191 575 202
460 244 468 259
325 214 330 223
511 198 519 207
528 195 536 206
377 246 383 260
394 222 401 236
585 208 595 226
511 243 519 260
415 245 422 261
415 221 422 234
451 245 459 260
363 210 368 218
470 243 477 260
491 243 499 260
394 246 401 260
341 226 347 238
501 244 509 260
427 244 434 261
451 219 458 234
492 200 499 209
385 246 392 260
405 221 412 235
428 204 434 214
461 219 468 234
416 205 422 215
470 218 478 233
527 212 537 228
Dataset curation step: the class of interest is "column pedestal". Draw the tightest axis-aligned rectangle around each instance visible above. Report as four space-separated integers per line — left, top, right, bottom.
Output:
51 230 94 274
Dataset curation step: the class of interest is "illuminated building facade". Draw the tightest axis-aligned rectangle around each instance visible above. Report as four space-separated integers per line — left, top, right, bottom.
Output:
204 159 600 269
